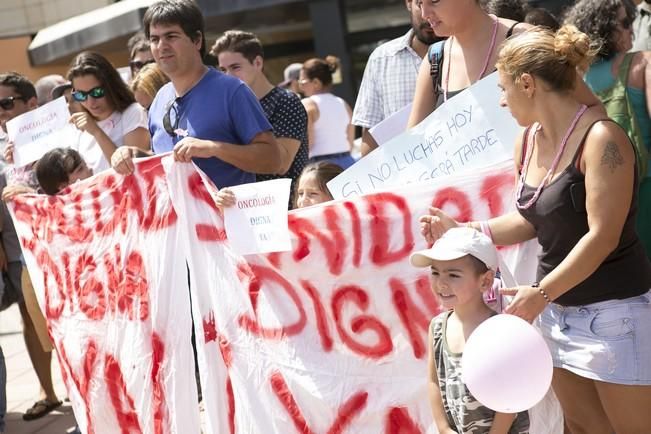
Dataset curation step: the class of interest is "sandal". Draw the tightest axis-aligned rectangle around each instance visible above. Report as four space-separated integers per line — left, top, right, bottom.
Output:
22 398 63 421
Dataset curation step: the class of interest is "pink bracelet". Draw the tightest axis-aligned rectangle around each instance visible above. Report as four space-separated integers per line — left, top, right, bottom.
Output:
479 221 493 241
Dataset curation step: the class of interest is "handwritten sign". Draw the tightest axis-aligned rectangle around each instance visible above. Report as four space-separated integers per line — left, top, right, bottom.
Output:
223 178 292 255
6 96 71 167
327 73 522 199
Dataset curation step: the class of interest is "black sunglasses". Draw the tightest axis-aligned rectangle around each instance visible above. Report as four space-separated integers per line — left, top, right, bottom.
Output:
0 96 27 110
162 99 180 137
71 86 106 102
130 59 155 72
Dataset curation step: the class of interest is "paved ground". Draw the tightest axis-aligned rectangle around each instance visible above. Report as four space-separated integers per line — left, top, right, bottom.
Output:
1 304 77 434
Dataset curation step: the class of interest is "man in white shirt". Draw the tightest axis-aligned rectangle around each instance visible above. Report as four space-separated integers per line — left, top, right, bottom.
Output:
352 0 442 156
633 0 651 51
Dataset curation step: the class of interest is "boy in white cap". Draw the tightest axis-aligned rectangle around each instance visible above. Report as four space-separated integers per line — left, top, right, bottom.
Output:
410 227 530 434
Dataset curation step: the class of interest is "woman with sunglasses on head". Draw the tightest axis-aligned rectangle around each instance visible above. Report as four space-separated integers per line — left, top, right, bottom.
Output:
406 0 600 128
67 51 150 174
565 0 651 259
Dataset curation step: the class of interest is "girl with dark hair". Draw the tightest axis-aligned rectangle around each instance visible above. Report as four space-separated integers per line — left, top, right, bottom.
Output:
565 0 651 258
299 57 355 169
67 51 150 173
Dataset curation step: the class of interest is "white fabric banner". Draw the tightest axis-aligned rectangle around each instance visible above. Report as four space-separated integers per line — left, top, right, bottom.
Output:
8 157 200 434
10 154 562 433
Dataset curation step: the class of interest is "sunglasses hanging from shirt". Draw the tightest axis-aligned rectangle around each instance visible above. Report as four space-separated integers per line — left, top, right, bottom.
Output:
71 86 106 102
163 98 182 137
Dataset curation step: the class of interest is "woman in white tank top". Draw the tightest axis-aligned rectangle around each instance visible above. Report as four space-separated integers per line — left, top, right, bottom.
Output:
299 56 355 169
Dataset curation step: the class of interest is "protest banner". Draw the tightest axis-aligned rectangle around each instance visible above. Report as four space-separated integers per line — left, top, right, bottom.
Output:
223 178 292 255
10 155 561 433
327 73 522 199
8 157 200 434
165 157 560 434
5 96 71 167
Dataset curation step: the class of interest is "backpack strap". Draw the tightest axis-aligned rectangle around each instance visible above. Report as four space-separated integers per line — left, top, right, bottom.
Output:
505 22 520 38
617 52 635 85
428 40 446 100
617 53 648 176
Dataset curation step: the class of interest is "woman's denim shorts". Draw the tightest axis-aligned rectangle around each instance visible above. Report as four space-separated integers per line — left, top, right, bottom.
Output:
538 289 651 385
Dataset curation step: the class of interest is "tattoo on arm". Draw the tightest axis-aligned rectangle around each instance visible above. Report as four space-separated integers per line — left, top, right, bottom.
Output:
600 142 624 173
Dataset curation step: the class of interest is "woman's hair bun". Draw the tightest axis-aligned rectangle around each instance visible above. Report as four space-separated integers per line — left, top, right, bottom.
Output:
325 55 341 74
553 25 594 68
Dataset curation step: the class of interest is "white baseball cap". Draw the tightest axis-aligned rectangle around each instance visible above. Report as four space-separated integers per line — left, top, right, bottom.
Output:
410 227 498 270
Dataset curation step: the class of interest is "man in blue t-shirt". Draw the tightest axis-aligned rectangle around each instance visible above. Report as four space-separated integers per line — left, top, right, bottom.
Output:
113 0 281 189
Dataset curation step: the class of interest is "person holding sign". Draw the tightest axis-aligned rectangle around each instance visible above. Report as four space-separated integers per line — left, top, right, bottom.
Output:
407 0 527 127
406 0 599 128
67 51 151 174
420 26 651 433
411 227 530 434
0 72 63 421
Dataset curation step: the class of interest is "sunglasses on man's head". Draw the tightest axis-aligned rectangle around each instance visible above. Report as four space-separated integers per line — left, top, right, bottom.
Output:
130 59 155 72
71 86 106 102
163 99 180 137
0 95 27 110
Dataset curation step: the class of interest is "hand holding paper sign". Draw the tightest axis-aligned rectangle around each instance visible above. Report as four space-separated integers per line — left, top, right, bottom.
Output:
214 188 236 210
5 96 70 167
3 141 14 164
223 179 292 255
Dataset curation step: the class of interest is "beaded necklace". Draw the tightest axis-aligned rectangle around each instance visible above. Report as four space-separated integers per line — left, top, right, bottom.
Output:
443 14 499 102
516 104 588 210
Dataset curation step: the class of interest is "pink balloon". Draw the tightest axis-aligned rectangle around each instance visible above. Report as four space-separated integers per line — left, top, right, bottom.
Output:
461 314 553 413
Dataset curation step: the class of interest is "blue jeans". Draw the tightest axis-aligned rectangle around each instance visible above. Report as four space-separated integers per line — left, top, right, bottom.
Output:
0 345 5 433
